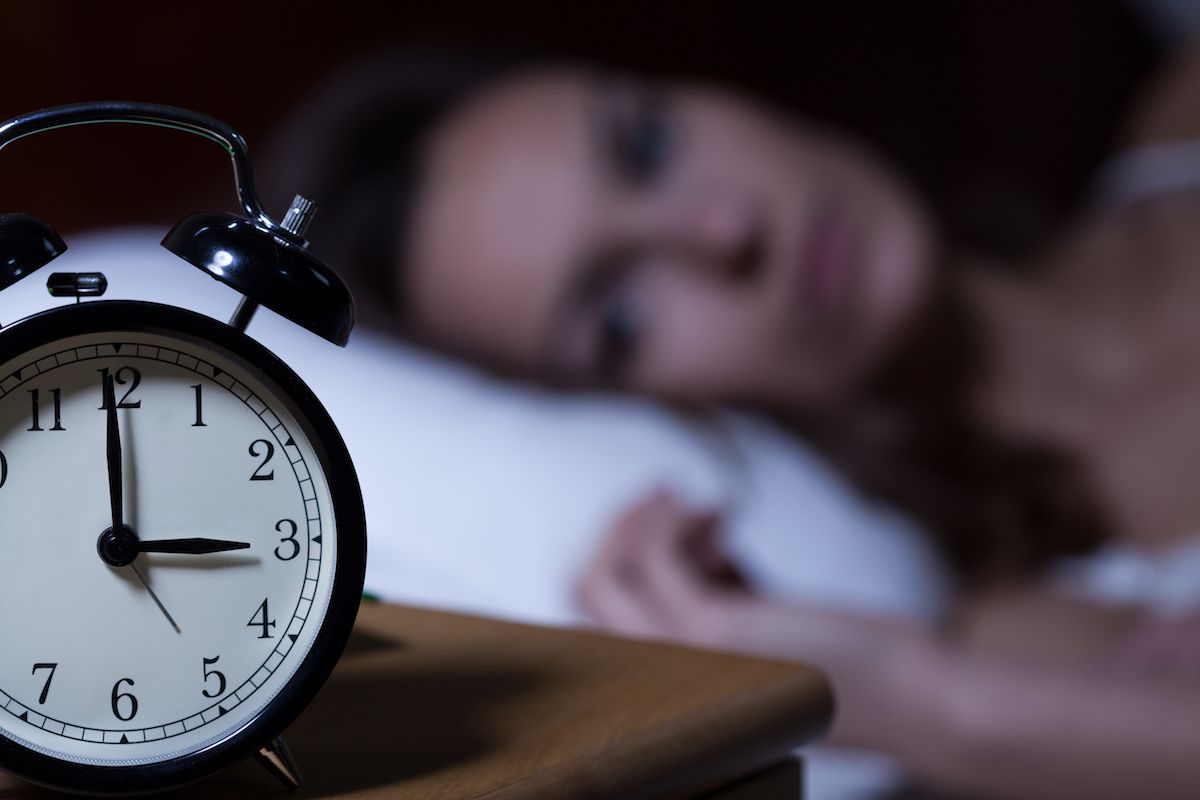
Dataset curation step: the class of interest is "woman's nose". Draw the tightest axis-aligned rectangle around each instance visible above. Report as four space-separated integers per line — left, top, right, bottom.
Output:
627 192 765 279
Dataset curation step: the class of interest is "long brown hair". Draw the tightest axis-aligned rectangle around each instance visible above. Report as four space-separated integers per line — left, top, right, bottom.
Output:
258 50 523 329
788 267 1107 588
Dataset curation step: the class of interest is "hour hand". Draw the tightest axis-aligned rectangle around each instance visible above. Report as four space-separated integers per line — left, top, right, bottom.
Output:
137 538 251 555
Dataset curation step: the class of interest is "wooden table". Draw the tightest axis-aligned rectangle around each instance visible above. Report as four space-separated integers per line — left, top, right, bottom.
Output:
0 604 832 799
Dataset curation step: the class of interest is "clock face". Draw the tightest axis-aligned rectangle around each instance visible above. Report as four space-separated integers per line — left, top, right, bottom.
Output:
0 302 364 791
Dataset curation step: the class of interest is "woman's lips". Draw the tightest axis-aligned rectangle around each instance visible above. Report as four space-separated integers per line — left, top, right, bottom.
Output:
795 197 856 324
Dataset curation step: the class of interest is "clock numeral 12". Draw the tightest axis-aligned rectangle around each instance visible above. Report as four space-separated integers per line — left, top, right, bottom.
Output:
202 656 226 698
96 367 142 409
111 678 138 721
27 388 65 432
31 663 56 705
247 598 277 639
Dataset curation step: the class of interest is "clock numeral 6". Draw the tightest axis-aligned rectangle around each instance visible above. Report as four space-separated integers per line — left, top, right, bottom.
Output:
96 367 142 409
202 656 227 699
111 678 138 722
31 663 56 705
275 519 300 561
0 450 7 489
247 598 277 639
27 388 65 432
248 439 275 481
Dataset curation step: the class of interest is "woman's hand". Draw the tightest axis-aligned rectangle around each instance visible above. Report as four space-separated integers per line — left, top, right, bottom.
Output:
574 488 936 745
575 488 746 648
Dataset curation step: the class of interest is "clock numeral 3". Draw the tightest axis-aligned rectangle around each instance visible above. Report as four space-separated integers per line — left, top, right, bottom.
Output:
31 663 56 705
0 450 7 489
202 656 227 699
111 678 138 721
27 388 65 432
247 598 277 639
97 367 142 409
248 439 275 481
275 519 300 561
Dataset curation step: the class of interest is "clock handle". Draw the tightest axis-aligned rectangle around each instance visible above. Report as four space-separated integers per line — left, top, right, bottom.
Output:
0 101 356 346
0 101 278 233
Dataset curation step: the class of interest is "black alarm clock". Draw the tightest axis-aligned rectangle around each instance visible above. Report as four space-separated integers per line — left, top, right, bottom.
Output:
0 102 367 794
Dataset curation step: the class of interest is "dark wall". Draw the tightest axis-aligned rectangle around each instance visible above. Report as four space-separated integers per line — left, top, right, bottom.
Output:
0 1 1157 252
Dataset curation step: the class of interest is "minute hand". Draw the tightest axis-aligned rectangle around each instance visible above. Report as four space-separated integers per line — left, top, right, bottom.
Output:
103 373 123 530
138 538 251 555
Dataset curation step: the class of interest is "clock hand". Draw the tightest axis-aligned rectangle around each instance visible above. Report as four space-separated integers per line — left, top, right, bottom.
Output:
138 538 251 555
129 562 181 635
101 372 181 634
103 373 122 530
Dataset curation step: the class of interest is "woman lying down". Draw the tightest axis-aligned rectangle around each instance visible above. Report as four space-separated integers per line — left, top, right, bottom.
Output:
261 37 1200 800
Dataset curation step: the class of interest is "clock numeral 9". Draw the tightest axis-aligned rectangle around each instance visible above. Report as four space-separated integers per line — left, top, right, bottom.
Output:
247 598 277 639
0 450 7 489
96 367 142 409
202 656 227 699
31 663 56 705
111 678 138 722
249 439 275 481
275 519 300 561
27 388 65 432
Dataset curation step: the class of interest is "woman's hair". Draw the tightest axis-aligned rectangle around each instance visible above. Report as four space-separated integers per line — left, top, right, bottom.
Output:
789 272 1107 588
264 49 1108 587
259 50 522 329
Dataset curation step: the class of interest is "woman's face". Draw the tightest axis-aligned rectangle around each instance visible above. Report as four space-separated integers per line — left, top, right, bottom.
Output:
406 69 933 409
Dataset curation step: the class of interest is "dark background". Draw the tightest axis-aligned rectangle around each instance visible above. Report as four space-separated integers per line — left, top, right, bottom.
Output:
0 1 1160 253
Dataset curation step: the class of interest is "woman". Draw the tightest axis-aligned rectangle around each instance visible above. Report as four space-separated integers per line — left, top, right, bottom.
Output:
263 39 1200 800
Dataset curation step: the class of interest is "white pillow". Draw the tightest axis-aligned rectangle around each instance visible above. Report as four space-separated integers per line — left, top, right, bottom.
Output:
0 227 952 625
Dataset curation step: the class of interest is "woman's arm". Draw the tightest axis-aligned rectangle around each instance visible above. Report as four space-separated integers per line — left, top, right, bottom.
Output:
883 642 1200 800
576 490 1200 800
954 584 1144 668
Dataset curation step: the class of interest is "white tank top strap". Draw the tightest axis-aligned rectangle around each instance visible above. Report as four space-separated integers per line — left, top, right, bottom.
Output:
1051 533 1200 616
1090 139 1200 213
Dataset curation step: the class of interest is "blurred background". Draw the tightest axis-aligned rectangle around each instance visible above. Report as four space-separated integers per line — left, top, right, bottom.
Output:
0 0 1163 256
3 5 1197 799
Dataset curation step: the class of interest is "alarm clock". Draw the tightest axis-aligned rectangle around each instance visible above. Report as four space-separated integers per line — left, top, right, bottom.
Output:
0 102 367 794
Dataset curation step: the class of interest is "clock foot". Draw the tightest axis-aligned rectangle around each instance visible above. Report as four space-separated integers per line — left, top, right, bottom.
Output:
256 735 303 790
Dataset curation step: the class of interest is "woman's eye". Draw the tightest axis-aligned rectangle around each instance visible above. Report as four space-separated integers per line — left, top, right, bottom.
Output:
594 282 642 382
612 94 672 186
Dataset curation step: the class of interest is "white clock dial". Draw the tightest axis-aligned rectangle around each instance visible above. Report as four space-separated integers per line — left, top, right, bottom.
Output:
0 329 338 766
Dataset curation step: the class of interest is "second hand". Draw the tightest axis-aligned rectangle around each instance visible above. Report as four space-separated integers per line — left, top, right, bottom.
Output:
130 561 181 635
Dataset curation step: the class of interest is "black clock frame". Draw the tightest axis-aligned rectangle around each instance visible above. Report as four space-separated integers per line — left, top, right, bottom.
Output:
0 300 368 795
